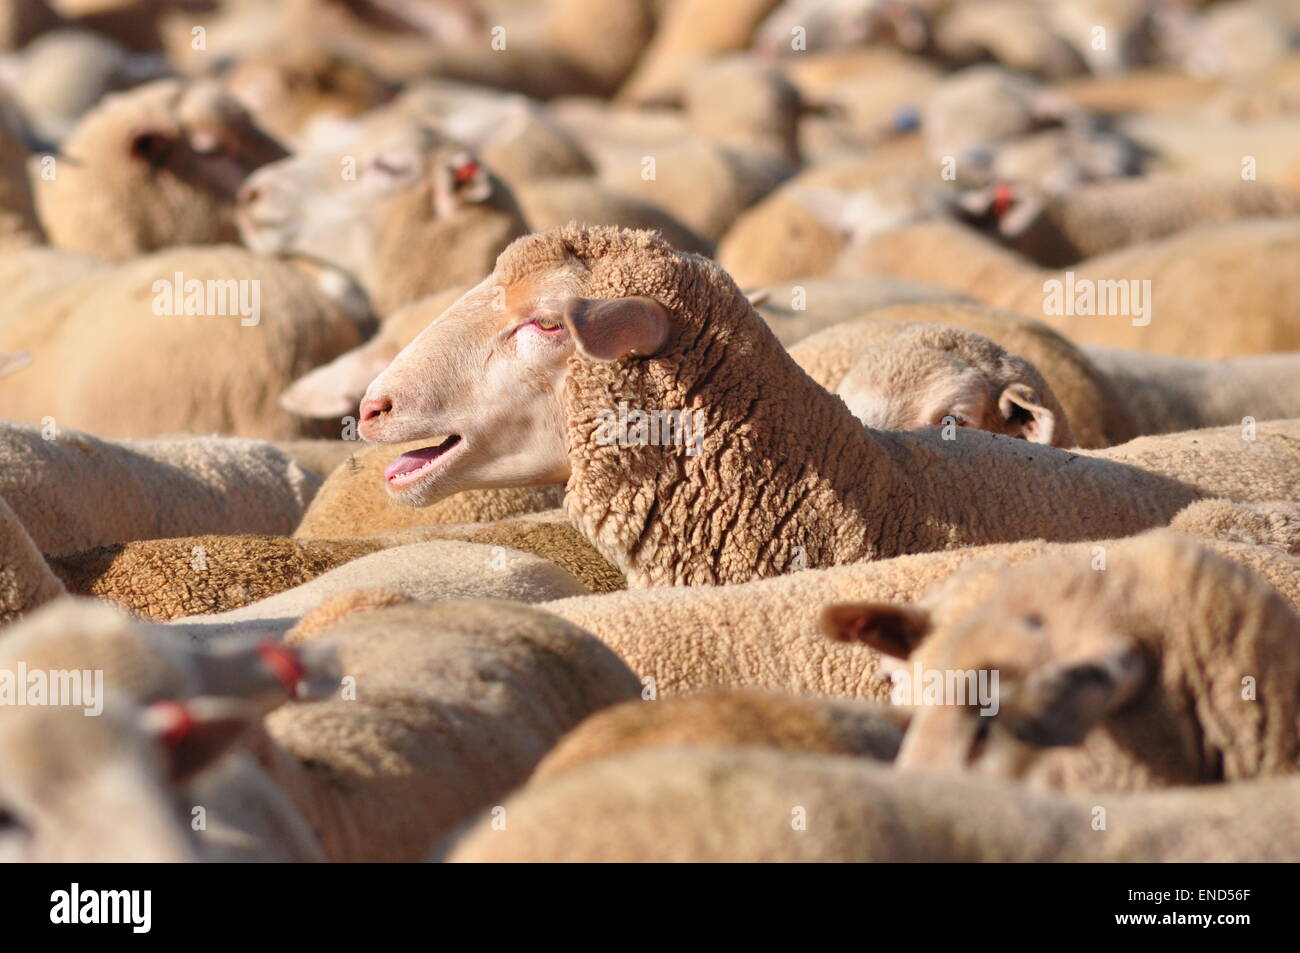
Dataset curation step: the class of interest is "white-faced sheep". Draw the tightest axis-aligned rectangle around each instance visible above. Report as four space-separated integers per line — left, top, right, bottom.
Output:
823 530 1300 792
359 225 1300 589
32 78 289 258
442 745 1300 862
785 301 1136 448
833 322 1075 447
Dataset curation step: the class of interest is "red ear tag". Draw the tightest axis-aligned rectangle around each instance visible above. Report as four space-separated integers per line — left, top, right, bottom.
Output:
990 183 1016 218
453 161 480 185
151 701 195 748
257 641 307 695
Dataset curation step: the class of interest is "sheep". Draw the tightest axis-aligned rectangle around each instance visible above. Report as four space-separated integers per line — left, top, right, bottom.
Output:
834 218 1300 357
0 246 369 440
166 541 590 643
785 301 1136 449
712 136 933 287
279 285 468 420
616 0 783 105
237 125 527 316
1117 113 1300 191
748 275 967 347
7 28 169 145
0 423 321 556
222 43 395 148
512 177 714 256
1054 67 1214 116
822 530 1300 792
243 598 641 861
0 494 64 624
292 440 564 539
1081 346 1300 436
0 597 337 861
1168 0 1298 80
54 509 624 621
359 224 1300 590
833 322 1076 447
596 135 796 243
958 175 1300 268
752 0 933 60
31 78 289 259
441 745 1300 862
682 54 801 162
933 2 1085 79
529 690 908 784
1169 499 1300 556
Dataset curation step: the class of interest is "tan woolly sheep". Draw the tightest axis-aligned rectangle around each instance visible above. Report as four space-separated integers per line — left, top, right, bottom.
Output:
529 690 908 783
833 322 1076 447
359 225 1300 589
55 509 624 621
836 218 1300 357
958 175 1300 268
443 746 1300 862
237 125 526 316
32 78 289 258
786 301 1136 449
0 247 369 439
252 598 641 861
0 423 320 556
824 530 1300 792
0 493 64 624
166 540 590 643
1169 499 1300 556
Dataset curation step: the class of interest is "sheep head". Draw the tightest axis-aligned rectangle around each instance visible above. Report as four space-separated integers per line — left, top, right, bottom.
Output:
32 78 288 258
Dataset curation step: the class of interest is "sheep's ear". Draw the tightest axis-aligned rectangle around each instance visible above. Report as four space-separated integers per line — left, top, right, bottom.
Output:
1005 643 1147 747
141 698 259 784
562 296 672 362
819 602 930 659
999 383 1056 444
128 126 174 167
433 151 492 217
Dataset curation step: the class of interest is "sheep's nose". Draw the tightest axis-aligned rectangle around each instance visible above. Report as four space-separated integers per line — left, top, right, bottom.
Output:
360 396 393 423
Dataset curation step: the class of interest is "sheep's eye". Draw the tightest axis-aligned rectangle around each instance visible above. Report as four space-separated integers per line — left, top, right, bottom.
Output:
1024 613 1044 629
532 317 563 332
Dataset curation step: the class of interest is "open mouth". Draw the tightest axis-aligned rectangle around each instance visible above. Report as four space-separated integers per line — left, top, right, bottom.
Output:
384 435 463 487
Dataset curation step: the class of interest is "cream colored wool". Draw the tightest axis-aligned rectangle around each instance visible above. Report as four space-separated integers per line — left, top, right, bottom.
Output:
1116 114 1300 192
982 175 1300 268
513 177 713 256
0 246 368 440
682 55 801 162
843 531 1300 792
1082 347 1300 436
267 440 358 479
714 137 931 288
0 424 320 556
257 600 641 861
787 302 1133 448
1170 499 1300 556
460 227 1300 589
443 746 1300 862
293 440 564 538
56 510 623 622
32 78 288 258
0 494 64 625
541 523 1300 701
530 690 908 783
750 275 967 348
836 218 1300 357
616 0 782 105
166 540 590 643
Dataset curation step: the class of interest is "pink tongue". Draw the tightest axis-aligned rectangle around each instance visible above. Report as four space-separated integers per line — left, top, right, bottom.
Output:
385 441 451 480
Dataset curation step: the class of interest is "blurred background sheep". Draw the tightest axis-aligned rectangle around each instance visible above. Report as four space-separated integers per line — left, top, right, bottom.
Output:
0 0 1298 865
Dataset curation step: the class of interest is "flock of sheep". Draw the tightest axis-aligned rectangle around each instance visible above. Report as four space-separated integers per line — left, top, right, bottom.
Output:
0 0 1298 864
